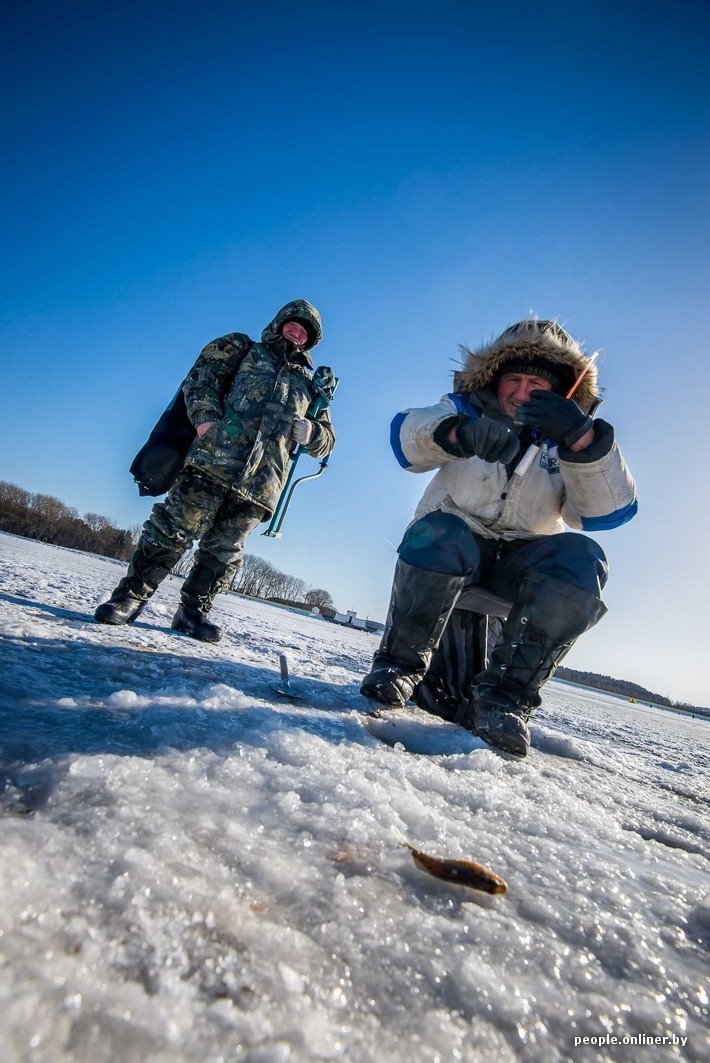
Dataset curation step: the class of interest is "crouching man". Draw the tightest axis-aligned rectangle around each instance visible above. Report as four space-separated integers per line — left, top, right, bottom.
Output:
361 319 637 757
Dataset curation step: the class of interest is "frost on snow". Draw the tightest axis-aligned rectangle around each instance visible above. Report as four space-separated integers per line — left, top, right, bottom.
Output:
0 533 708 1062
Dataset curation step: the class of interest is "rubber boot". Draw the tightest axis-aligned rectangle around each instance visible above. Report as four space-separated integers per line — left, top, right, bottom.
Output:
94 591 147 626
360 559 466 706
94 539 183 625
171 604 222 643
456 571 607 757
171 552 234 643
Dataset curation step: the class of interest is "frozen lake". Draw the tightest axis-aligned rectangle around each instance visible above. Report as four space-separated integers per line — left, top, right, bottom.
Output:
1 533 708 1062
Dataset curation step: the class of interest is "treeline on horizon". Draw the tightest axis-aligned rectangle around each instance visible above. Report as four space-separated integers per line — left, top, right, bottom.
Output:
173 548 337 613
0 480 338 612
0 480 138 561
555 666 709 717
230 554 336 613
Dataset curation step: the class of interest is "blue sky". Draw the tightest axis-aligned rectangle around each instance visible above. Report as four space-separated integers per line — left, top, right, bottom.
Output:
2 0 709 705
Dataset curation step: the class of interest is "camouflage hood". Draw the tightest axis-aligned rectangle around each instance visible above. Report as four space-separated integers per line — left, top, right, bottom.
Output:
261 300 323 363
454 319 600 412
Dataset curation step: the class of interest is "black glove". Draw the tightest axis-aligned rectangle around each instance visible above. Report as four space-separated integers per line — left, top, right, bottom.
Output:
514 390 593 447
454 415 520 463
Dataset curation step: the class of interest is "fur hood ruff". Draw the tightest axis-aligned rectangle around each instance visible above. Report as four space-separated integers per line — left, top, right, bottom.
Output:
454 319 600 412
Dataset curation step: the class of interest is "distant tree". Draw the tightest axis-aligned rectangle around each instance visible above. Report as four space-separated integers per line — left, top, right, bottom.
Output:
233 555 277 598
172 547 196 577
279 573 308 601
30 493 76 540
0 481 34 536
85 512 113 533
259 563 291 601
232 554 323 606
305 588 335 611
556 667 676 708
0 481 31 515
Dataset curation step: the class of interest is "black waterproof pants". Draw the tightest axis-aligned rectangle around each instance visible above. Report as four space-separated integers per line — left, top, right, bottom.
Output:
398 511 608 599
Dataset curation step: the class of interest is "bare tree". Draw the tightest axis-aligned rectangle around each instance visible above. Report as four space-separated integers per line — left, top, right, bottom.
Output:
304 588 335 611
259 563 289 600
279 573 308 602
232 555 310 603
0 481 31 510
85 512 113 533
30 493 76 540
172 546 196 577
233 555 277 597
228 552 335 609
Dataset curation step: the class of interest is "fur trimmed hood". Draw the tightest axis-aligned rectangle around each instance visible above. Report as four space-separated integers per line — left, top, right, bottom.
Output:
454 319 600 412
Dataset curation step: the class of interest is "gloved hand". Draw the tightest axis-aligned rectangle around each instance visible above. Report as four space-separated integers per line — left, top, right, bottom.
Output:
514 391 593 446
291 416 314 445
455 416 520 463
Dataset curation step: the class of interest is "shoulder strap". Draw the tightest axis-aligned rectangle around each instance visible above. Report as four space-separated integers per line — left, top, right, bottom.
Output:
218 333 254 397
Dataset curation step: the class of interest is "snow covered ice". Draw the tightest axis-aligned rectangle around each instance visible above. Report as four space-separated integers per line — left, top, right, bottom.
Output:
1 532 708 1063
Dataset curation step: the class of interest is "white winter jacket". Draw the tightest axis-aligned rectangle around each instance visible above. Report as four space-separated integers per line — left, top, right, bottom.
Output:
391 392 637 541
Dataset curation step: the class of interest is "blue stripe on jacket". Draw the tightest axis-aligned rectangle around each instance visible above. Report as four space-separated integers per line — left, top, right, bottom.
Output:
447 393 480 419
581 499 638 531
391 395 481 469
391 393 484 467
390 412 412 468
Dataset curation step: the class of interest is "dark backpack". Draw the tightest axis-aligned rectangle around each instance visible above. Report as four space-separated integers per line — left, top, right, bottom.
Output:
129 336 253 497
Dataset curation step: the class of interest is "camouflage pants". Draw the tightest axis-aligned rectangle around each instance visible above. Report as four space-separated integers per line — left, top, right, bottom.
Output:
121 470 265 604
145 470 265 561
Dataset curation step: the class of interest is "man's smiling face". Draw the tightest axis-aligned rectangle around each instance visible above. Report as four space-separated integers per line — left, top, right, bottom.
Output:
496 372 553 418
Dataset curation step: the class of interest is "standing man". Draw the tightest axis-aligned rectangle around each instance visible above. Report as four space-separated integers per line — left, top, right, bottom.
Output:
361 319 637 757
95 300 335 643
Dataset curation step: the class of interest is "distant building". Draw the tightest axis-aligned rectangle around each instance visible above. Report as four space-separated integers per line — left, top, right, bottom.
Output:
262 597 378 628
331 611 384 633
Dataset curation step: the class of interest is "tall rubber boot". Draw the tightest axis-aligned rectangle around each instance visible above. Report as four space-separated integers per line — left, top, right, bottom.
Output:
171 552 235 643
95 539 183 625
360 559 466 706
456 570 607 757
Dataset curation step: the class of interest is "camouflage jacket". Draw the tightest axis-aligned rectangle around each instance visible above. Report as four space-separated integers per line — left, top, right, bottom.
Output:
181 303 335 517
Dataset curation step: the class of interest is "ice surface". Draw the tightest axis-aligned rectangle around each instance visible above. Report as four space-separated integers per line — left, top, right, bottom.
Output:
1 533 708 1062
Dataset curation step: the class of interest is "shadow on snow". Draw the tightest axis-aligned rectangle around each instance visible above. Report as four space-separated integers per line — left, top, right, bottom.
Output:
0 607 377 808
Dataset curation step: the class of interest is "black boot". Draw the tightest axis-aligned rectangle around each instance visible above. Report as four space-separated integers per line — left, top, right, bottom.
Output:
360 559 466 706
171 603 222 643
94 538 183 626
171 552 234 643
456 571 607 757
94 591 146 626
